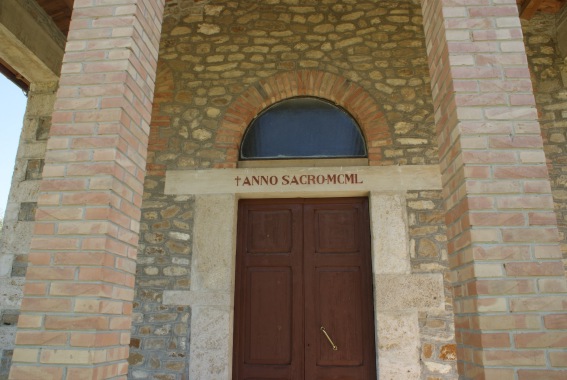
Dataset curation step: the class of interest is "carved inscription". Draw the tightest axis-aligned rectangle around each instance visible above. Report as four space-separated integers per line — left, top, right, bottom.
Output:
234 173 363 187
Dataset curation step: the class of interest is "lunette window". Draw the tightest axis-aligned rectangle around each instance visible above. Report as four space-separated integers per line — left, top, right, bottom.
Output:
240 97 367 160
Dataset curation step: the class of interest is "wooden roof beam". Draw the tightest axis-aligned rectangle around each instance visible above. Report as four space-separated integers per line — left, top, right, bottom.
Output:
62 0 74 11
520 0 544 19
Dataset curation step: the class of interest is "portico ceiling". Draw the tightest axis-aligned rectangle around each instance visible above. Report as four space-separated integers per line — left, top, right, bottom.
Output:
35 0 74 36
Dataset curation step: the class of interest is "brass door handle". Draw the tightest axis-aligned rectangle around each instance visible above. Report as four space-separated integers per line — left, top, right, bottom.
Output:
320 326 338 351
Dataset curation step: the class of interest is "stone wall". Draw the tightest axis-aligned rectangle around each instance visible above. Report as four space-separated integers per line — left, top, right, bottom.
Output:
130 0 452 379
149 0 438 170
128 4 566 378
523 13 567 269
128 193 194 379
0 81 56 380
407 190 457 378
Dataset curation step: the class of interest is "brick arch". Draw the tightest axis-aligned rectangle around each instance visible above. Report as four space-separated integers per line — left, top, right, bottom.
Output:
215 70 391 168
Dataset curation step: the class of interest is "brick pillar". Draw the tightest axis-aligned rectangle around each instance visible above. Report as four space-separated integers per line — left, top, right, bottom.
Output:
421 0 567 379
9 1 165 379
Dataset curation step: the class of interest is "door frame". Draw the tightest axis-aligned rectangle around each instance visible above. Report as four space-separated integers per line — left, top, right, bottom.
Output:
162 165 446 379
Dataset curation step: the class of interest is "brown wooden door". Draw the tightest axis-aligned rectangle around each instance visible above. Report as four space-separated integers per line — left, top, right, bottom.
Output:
233 198 376 380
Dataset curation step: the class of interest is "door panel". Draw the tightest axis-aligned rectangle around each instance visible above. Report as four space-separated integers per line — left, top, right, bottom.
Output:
314 208 360 254
315 267 363 367
245 267 292 365
234 198 376 380
304 200 376 380
247 209 293 253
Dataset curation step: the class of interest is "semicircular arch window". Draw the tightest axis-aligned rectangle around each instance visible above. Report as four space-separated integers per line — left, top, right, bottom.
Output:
240 97 367 160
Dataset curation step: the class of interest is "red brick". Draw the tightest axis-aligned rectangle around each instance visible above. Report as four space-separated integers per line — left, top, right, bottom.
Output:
489 135 542 149
544 314 567 329
467 212 525 226
49 283 114 297
21 298 72 313
496 195 554 209
39 179 88 191
461 331 510 348
26 267 75 281
24 282 48 296
471 314 541 331
538 278 567 293
472 245 531 261
504 262 566 277
518 370 567 380
74 299 124 315
27 252 51 266
515 332 567 348
471 279 536 295
45 316 110 330
53 252 114 266
529 212 559 225
15 331 68 346
493 165 549 179
502 228 559 243
9 366 64 380
475 349 546 366
30 237 79 251
550 351 567 367
510 296 567 312
70 332 120 347
534 245 563 259
17 315 43 329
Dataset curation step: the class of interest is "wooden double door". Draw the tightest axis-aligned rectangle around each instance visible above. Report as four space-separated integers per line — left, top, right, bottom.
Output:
233 198 377 380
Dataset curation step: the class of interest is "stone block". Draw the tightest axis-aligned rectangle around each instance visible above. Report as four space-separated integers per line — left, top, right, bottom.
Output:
0 278 24 309
375 273 444 311
0 311 19 326
162 290 231 307
370 193 411 275
192 194 236 292
17 203 36 222
35 117 51 141
376 311 421 379
24 159 44 181
0 255 13 278
189 306 232 379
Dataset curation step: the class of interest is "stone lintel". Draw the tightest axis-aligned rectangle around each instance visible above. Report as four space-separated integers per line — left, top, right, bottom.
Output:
165 165 442 196
0 0 64 82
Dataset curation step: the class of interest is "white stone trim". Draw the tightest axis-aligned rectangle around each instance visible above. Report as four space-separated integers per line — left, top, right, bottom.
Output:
165 165 442 196
162 165 446 379
370 193 411 275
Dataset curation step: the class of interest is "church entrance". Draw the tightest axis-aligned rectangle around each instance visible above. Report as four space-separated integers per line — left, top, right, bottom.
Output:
232 198 377 380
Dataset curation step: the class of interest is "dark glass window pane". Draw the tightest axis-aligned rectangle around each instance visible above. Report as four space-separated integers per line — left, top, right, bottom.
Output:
240 97 367 160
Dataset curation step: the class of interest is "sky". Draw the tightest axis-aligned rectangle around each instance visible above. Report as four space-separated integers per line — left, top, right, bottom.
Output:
0 75 27 219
